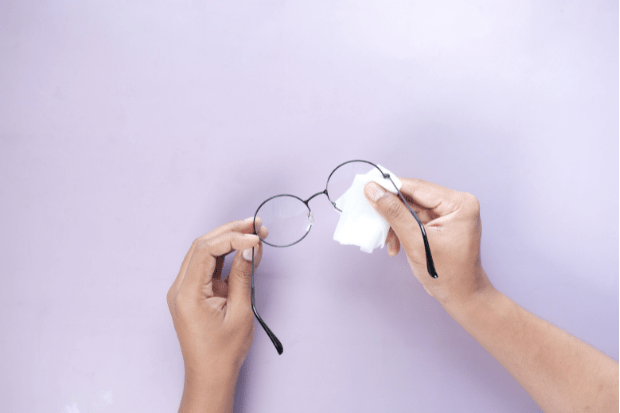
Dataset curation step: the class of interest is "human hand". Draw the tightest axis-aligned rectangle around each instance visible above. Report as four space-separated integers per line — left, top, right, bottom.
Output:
364 179 492 310
366 179 620 413
167 217 268 412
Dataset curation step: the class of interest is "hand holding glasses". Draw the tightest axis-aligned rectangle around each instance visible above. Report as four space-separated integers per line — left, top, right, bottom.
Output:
250 160 438 354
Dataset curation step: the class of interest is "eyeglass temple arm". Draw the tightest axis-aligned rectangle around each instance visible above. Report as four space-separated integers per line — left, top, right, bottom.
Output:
251 247 284 355
388 177 439 279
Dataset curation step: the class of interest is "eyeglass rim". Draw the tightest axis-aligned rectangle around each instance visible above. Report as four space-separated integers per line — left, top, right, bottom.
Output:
253 193 313 248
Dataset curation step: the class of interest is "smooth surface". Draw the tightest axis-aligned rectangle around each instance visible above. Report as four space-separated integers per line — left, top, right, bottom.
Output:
1 1 617 412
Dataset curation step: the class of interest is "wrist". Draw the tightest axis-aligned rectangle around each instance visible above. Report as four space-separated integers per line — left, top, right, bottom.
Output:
183 363 239 398
180 363 239 413
442 282 502 325
184 357 240 382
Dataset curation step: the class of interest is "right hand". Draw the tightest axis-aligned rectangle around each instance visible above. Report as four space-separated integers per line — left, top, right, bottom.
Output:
364 178 493 309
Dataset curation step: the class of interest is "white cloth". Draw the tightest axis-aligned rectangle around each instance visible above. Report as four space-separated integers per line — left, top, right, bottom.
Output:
333 165 402 253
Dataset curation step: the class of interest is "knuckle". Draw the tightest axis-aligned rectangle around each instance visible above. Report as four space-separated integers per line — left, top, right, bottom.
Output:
166 288 175 307
194 237 214 251
191 237 204 249
174 293 194 315
463 192 480 213
403 178 423 193
235 270 253 287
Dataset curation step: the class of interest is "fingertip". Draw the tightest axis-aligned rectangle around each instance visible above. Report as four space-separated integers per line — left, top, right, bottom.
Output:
239 238 263 266
242 248 254 261
364 181 376 194
389 244 399 257
243 233 260 244
253 216 263 232
258 225 269 239
364 182 386 203
393 236 401 255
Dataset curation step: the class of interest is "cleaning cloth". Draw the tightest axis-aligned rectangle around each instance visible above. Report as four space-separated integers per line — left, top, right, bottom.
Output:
333 165 402 253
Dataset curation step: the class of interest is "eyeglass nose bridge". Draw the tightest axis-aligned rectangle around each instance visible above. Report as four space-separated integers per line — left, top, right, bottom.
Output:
303 189 328 205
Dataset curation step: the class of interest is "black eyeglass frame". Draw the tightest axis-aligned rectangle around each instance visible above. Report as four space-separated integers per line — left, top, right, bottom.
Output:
250 160 438 355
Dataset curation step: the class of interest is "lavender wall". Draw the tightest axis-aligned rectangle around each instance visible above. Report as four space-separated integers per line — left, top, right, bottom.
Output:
1 1 617 412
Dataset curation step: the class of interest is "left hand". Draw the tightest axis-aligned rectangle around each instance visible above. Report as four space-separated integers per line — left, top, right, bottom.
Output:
167 217 268 381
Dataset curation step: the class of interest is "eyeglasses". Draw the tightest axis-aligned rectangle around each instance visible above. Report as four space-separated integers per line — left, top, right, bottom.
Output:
250 160 438 355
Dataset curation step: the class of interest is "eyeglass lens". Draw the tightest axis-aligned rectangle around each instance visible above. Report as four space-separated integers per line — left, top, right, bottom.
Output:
325 161 383 212
255 194 312 247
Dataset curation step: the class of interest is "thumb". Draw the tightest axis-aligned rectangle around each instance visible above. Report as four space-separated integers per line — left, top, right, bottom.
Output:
364 181 423 254
227 242 263 316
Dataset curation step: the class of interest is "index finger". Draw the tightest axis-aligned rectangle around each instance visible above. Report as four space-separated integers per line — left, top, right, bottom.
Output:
204 216 263 241
179 232 260 299
399 178 461 217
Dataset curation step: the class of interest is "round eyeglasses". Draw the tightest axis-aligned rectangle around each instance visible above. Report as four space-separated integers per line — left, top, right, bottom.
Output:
250 160 438 355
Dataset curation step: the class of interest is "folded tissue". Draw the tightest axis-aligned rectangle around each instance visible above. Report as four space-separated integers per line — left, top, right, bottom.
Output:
333 165 402 253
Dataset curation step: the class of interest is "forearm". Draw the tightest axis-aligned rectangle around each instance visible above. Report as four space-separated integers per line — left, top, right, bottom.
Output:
179 369 238 413
445 279 618 413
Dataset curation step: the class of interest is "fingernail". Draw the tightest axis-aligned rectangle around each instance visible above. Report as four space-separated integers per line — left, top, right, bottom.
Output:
242 248 253 261
386 240 393 255
365 182 386 202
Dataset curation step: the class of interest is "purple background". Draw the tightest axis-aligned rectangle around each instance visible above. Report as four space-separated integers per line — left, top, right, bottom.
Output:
1 1 617 412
